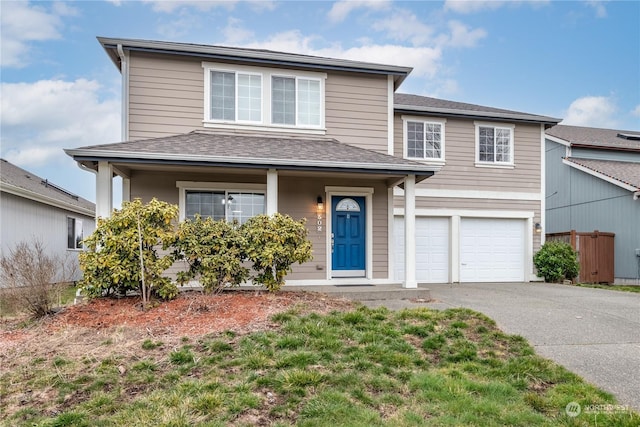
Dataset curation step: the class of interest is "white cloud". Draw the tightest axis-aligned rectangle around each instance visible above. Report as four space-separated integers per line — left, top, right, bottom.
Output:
222 17 255 45
143 0 235 13
562 96 619 128
632 105 640 117
372 9 435 46
0 1 74 68
328 0 391 23
586 1 607 18
0 79 120 168
444 0 549 14
439 20 487 47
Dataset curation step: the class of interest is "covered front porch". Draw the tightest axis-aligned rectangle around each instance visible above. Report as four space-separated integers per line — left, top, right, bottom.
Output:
66 131 436 288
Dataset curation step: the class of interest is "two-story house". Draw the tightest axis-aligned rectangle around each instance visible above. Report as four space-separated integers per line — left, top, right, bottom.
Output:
545 125 640 284
66 37 559 287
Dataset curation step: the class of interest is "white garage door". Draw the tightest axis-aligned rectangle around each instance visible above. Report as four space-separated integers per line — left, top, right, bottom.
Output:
394 217 449 283
460 218 525 282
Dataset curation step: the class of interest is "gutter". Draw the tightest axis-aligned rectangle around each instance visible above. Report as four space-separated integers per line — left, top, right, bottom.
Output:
117 44 129 140
634 191 640 200
395 104 561 125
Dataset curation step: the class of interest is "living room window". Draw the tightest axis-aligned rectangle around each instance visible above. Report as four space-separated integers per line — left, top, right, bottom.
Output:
475 123 515 166
403 117 446 164
178 182 267 224
67 217 83 250
203 63 325 132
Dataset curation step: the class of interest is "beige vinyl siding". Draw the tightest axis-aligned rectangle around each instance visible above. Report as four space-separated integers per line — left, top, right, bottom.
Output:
394 115 542 193
394 195 542 251
128 52 204 140
129 170 389 281
325 73 389 153
128 52 390 151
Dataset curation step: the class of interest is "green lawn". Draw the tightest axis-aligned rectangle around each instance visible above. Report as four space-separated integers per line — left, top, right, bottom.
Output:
575 283 640 293
1 306 637 426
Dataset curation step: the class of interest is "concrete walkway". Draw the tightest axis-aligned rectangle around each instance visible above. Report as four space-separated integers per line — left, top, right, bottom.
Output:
360 282 640 412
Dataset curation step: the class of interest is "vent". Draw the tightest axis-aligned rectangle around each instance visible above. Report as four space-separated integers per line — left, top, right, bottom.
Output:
617 132 640 141
41 179 79 200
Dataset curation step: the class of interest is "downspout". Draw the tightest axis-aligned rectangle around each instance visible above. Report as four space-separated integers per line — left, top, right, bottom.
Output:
116 44 129 141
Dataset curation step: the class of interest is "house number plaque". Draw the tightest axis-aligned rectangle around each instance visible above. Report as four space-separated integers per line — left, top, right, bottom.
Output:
317 213 323 232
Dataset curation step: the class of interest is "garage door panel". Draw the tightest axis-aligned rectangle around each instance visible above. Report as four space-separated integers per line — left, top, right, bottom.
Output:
460 218 525 282
395 217 449 283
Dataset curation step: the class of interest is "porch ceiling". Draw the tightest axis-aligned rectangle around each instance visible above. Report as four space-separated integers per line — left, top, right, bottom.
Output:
66 130 437 183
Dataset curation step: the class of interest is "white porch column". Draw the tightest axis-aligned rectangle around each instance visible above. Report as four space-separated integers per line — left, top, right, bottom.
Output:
266 168 278 215
96 161 113 218
404 174 417 288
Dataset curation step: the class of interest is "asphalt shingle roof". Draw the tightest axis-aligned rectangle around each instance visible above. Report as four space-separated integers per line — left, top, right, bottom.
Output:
68 130 436 176
0 159 95 212
566 157 640 191
394 93 560 124
546 125 640 151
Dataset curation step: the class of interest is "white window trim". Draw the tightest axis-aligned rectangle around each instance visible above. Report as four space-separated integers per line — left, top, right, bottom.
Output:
176 181 266 221
204 68 263 124
202 62 326 134
402 115 446 166
474 121 515 168
270 74 323 129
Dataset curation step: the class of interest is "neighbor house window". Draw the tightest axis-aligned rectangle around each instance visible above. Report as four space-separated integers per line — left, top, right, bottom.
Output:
185 190 265 224
272 76 321 126
67 217 83 250
476 124 514 165
209 70 262 122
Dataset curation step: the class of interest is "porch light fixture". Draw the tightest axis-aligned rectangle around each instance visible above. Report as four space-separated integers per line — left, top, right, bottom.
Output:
534 223 542 233
316 196 324 213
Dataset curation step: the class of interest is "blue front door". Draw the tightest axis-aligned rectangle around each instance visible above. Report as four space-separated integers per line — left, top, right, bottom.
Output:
332 196 365 277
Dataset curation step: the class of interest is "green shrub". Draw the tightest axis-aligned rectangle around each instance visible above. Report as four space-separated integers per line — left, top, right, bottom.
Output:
243 214 313 291
79 198 179 302
173 216 248 293
533 241 580 282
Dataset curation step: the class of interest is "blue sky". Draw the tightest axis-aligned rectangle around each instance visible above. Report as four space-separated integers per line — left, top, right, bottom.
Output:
1 0 639 203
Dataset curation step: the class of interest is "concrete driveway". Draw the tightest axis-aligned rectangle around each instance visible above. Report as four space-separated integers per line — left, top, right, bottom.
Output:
364 282 640 412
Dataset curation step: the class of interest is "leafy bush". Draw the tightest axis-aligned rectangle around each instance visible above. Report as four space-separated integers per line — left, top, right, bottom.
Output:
243 214 313 291
533 241 580 282
79 198 179 303
174 216 249 293
0 240 77 318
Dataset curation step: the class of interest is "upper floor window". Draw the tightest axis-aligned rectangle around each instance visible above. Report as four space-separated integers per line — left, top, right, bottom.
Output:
402 116 446 164
475 123 514 167
67 217 83 250
203 63 325 133
210 71 262 123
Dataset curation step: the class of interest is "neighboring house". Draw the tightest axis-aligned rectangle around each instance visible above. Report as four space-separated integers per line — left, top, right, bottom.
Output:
0 159 96 281
545 125 640 284
65 37 559 287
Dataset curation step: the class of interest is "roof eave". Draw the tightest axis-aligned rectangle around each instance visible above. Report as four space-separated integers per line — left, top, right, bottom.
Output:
395 104 561 125
65 148 437 178
98 37 413 79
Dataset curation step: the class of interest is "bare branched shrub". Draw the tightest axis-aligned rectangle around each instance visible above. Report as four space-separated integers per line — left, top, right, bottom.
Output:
0 240 77 318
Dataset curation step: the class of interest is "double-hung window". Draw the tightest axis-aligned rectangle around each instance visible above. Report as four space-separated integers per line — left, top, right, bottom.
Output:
67 217 83 250
476 123 514 166
271 76 321 127
403 117 446 163
209 70 262 123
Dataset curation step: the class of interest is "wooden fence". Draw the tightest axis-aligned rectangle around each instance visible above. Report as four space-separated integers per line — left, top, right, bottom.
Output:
546 230 615 284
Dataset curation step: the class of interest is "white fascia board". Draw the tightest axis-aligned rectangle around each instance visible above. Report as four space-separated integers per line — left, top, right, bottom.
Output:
562 158 638 192
545 134 571 147
393 187 541 201
66 149 437 174
1 183 95 217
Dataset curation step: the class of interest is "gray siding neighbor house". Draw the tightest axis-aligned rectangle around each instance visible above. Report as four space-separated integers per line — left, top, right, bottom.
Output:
65 37 559 287
545 125 640 284
0 159 96 281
